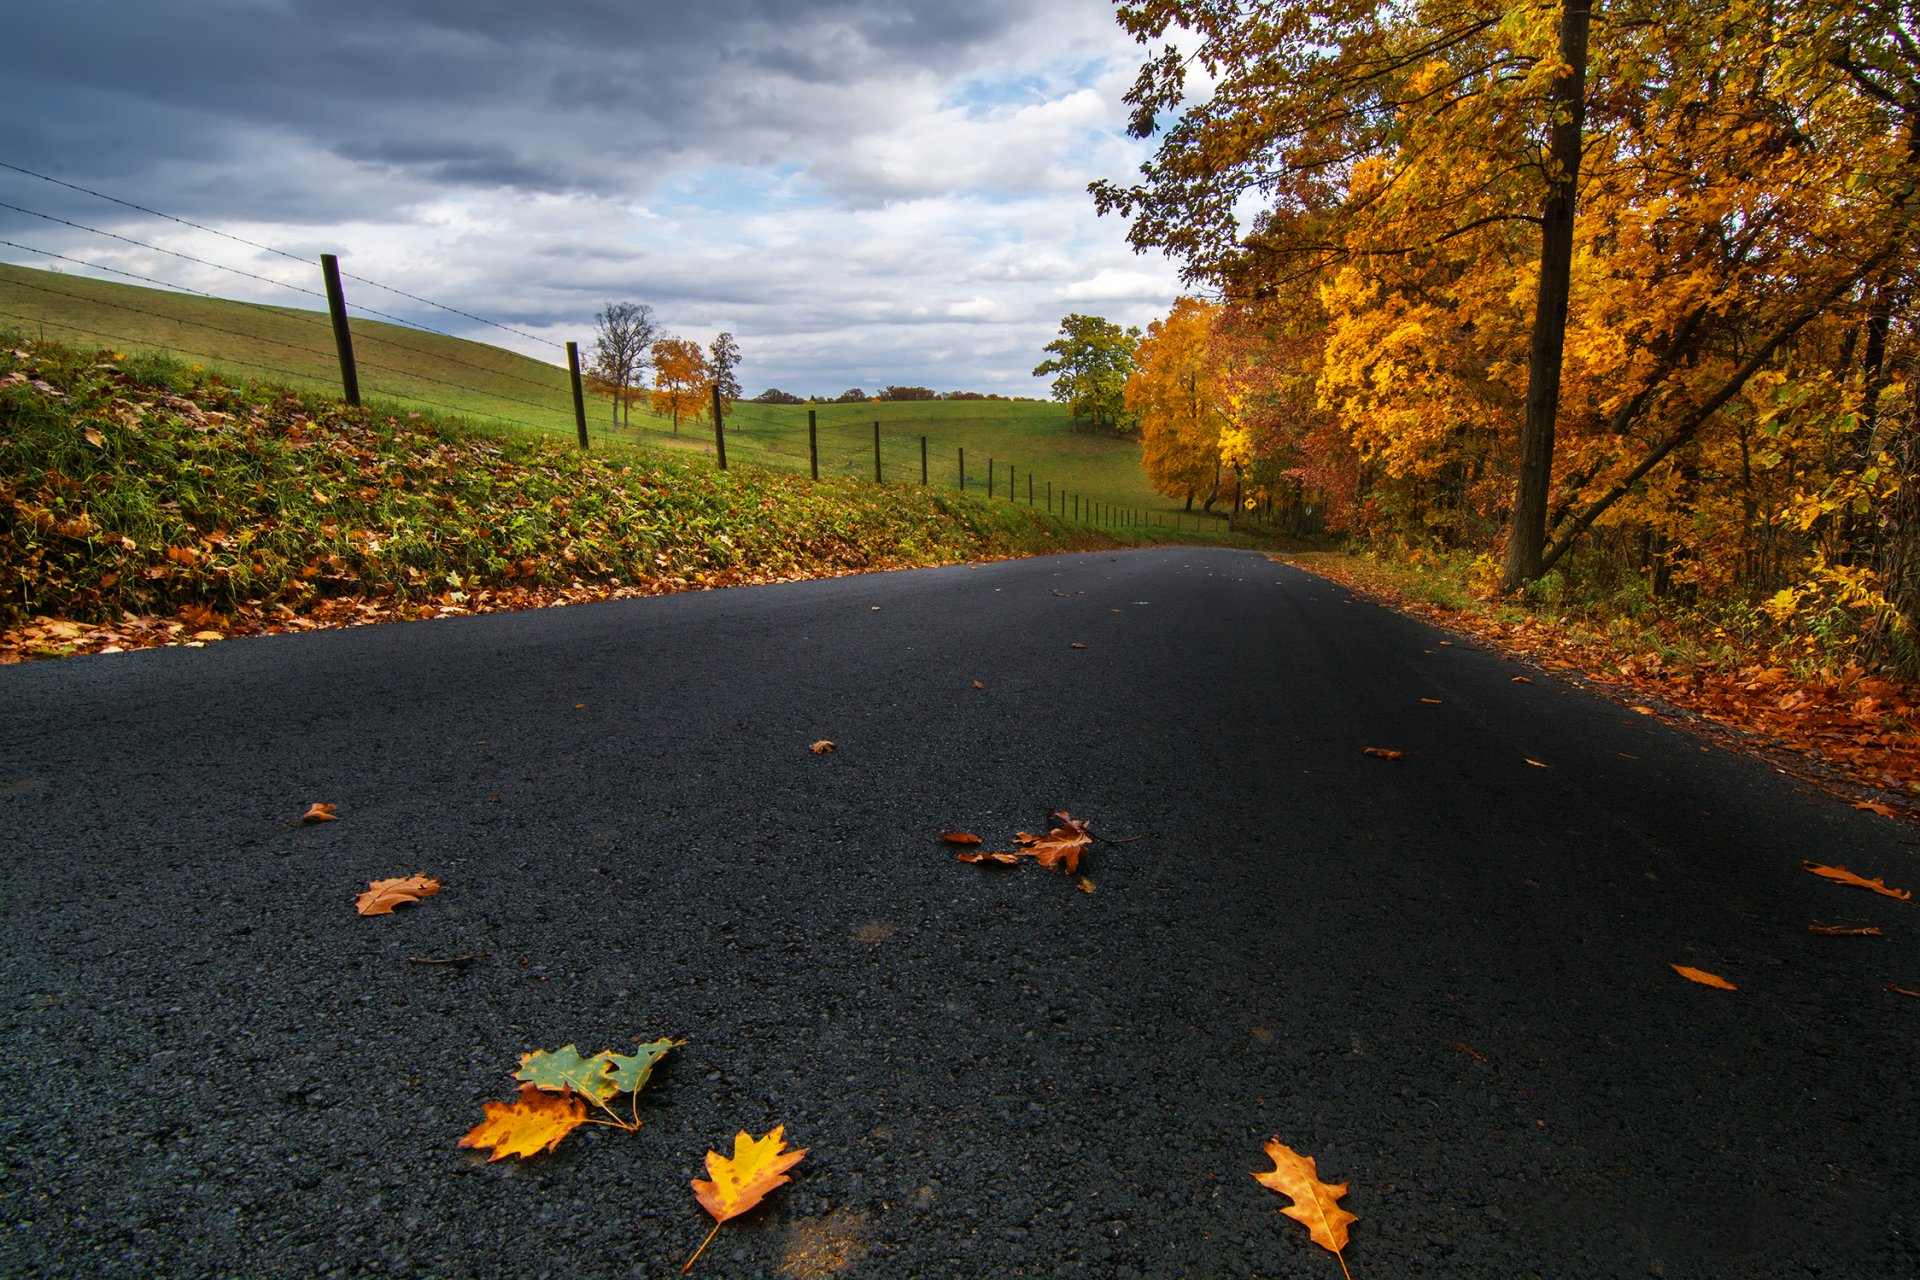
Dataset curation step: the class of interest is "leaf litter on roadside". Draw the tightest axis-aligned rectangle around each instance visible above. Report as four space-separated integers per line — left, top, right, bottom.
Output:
947 810 1099 877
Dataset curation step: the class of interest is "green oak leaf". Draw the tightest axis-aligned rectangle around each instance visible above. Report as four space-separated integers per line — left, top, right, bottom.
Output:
515 1044 619 1104
604 1039 675 1095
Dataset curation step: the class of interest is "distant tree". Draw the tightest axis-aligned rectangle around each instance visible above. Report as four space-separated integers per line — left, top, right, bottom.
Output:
650 338 711 433
754 388 804 404
881 385 937 401
945 391 987 401
708 332 742 412
1033 314 1141 433
835 388 868 403
590 301 658 428
1127 298 1227 511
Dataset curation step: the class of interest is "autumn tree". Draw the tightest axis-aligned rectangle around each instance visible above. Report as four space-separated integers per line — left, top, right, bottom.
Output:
590 302 658 428
1128 298 1229 511
708 332 742 414
650 338 710 434
1032 314 1141 433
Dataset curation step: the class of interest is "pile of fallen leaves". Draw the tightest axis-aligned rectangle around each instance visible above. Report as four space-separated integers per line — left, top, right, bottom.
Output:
1279 553 1920 808
0 336 1120 661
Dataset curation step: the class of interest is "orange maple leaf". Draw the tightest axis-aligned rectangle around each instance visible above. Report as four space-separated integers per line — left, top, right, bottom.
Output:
684 1125 808 1272
300 802 338 823
1802 861 1911 901
356 874 442 916
937 831 983 846
1671 964 1737 990
1015 811 1092 874
458 1084 587 1161
1361 747 1403 760
808 740 835 754
1252 1138 1356 1278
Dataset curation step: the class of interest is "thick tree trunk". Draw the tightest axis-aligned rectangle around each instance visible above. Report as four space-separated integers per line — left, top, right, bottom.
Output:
1500 0 1592 592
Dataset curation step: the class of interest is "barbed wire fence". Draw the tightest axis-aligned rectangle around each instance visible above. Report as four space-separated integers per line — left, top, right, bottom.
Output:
0 162 1261 537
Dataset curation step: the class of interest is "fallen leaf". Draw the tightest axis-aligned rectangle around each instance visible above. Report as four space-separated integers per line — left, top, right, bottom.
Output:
459 1083 587 1161
1069 642 1088 649
516 1044 623 1104
83 427 104 447
1420 698 1443 705
356 874 441 916
1511 675 1533 684
1525 758 1551 769
1672 964 1737 990
972 680 986 690
809 740 835 754
1077 876 1095 894
1252 1139 1356 1277
1014 811 1093 874
1853 801 1899 817
937 831 983 846
685 1126 809 1272
1808 923 1884 937
1803 861 1912 901
1362 747 1403 760
300 802 338 823
1631 706 1657 716
956 848 1019 865
1888 983 1920 1000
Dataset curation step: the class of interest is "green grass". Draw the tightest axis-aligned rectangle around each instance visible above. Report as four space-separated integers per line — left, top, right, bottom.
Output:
0 260 1212 529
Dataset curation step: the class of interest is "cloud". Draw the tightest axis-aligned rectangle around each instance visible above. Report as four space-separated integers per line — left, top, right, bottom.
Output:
0 0 1182 395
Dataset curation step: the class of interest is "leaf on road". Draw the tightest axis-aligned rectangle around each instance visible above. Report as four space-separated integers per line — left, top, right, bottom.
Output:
938 831 983 846
956 848 1019 865
605 1039 677 1095
1525 758 1551 768
458 1084 587 1161
1511 676 1532 684
356 874 441 916
1252 1138 1356 1277
1015 811 1092 874
1631 706 1658 716
1852 801 1898 817
1420 698 1443 705
973 680 986 690
1808 923 1883 936
1802 861 1911 901
301 802 339 823
1070 642 1088 649
1671 964 1737 990
1077 876 1096 894
1361 747 1403 760
517 1044 622 1103
809 740 835 754
685 1126 809 1272
1888 984 1920 1000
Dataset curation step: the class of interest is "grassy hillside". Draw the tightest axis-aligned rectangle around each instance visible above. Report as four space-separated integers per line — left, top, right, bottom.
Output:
0 261 1183 522
0 335 1191 658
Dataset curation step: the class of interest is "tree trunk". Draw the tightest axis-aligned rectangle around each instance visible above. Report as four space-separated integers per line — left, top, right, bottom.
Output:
1499 0 1592 593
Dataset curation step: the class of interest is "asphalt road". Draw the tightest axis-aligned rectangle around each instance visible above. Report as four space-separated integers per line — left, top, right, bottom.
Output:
2 546 1916 1280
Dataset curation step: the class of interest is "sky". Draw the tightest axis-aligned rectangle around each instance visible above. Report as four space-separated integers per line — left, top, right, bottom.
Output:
0 0 1186 398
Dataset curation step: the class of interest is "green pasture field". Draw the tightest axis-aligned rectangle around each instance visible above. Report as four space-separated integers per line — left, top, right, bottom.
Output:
0 259 1217 530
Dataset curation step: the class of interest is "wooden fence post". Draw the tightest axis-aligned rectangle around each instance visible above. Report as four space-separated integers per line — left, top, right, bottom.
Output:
988 459 995 499
959 447 965 490
920 435 928 485
873 421 882 483
711 384 727 470
1028 473 1034 505
319 254 360 407
808 410 819 480
566 341 588 450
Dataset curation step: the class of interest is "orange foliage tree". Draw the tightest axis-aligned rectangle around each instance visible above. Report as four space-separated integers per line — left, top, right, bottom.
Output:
650 338 711 434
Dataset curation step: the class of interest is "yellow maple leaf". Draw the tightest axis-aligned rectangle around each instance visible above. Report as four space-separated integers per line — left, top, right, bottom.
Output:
684 1125 809 1272
1252 1138 1356 1278
458 1084 587 1161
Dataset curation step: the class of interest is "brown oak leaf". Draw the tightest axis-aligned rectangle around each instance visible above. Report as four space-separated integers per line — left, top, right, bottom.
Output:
356 874 442 916
1253 1138 1356 1277
1803 861 1911 901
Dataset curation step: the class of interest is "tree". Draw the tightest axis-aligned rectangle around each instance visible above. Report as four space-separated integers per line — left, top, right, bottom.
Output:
880 385 936 401
708 332 742 414
834 388 868 403
1032 314 1141 432
1128 298 1229 510
590 302 657 428
650 338 711 433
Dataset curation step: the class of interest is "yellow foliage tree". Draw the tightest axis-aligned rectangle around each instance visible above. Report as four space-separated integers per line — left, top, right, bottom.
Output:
1128 298 1230 511
650 338 711 435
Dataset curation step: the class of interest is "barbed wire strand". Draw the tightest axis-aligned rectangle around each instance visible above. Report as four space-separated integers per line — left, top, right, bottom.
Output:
0 159 566 350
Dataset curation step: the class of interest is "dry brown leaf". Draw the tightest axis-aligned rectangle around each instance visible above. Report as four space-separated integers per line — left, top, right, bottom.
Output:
809 740 835 754
1420 697 1443 705
1631 706 1657 716
937 831 983 846
1853 801 1899 817
1014 811 1092 874
1252 1138 1356 1277
956 848 1019 865
972 680 986 690
300 802 338 824
1077 876 1095 894
1671 964 1737 990
1888 983 1920 1000
1809 923 1884 937
1069 642 1088 650
458 1083 588 1161
1361 747 1403 760
1511 675 1532 684
357 874 442 916
1802 861 1912 901
1525 758 1551 768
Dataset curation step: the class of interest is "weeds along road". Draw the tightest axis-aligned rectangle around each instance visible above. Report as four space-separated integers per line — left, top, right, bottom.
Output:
2 546 1915 1279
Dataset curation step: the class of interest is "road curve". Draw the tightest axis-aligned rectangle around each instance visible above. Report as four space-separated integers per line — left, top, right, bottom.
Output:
2 546 1915 1278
